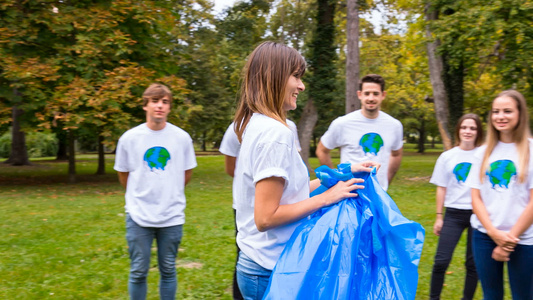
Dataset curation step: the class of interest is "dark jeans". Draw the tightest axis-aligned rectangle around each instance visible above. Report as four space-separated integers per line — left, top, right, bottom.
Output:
233 209 244 300
430 208 478 300
472 230 533 300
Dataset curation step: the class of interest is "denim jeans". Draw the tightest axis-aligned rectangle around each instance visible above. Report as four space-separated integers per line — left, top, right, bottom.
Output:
126 214 183 300
233 209 244 300
236 251 272 300
430 208 477 300
472 230 533 300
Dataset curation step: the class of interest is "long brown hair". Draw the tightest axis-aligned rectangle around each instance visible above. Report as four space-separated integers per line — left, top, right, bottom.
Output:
234 42 306 142
480 90 531 183
454 113 484 147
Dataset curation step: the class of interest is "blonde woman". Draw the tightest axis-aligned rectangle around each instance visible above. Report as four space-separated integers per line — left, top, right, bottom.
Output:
232 42 378 300
467 90 533 299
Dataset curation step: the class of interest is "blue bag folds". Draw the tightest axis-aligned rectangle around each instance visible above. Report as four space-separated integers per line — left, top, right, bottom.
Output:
263 163 425 300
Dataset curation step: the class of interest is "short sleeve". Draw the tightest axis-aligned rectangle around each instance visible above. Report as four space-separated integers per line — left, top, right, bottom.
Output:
429 153 447 187
320 119 341 150
287 120 302 152
465 156 482 189
252 141 292 185
220 123 240 157
182 134 197 170
114 136 130 172
392 121 404 151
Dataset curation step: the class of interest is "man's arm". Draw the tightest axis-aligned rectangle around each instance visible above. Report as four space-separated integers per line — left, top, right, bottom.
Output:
185 169 193 186
224 155 237 178
316 141 334 168
387 147 403 184
117 172 129 189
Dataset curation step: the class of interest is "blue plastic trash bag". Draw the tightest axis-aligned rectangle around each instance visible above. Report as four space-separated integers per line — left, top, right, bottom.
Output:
262 163 425 300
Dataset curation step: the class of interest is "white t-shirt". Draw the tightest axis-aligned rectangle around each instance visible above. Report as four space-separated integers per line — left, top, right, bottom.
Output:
430 147 477 210
233 113 309 270
114 123 197 228
220 119 301 157
320 110 403 190
466 141 533 245
220 119 302 209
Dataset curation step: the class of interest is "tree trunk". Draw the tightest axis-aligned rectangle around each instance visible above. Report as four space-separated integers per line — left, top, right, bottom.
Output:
96 132 105 175
55 127 68 160
345 0 360 113
417 120 426 153
425 2 452 150
201 131 207 152
68 129 76 183
4 105 30 165
443 55 464 138
298 98 318 171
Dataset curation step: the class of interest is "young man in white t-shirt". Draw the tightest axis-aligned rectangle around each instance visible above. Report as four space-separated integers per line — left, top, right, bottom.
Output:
114 83 197 300
316 74 403 191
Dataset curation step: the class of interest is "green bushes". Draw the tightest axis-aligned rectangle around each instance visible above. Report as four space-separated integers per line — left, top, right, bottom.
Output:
0 130 58 158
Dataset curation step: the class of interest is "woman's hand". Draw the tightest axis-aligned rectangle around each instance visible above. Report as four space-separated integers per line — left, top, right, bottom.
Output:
492 246 511 262
351 161 380 173
488 229 519 248
433 217 443 236
320 178 364 206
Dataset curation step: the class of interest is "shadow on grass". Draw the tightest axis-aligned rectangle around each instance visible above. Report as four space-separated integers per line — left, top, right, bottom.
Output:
0 160 118 186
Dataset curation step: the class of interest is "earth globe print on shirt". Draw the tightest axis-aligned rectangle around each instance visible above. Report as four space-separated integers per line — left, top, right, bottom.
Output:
359 133 384 155
144 146 171 171
453 163 472 183
486 159 517 189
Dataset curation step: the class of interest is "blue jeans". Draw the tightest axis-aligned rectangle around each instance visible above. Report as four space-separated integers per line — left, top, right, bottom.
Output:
126 214 183 300
236 251 272 300
472 230 533 300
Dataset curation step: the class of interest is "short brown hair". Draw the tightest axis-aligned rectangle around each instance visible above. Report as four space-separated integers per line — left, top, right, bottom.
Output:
359 74 385 92
142 83 172 108
454 113 484 147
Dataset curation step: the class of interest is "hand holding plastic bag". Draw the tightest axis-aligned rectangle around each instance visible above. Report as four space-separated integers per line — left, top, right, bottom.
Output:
263 163 425 300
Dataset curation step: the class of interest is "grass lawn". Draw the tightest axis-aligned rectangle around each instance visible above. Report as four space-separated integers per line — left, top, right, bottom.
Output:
0 149 509 299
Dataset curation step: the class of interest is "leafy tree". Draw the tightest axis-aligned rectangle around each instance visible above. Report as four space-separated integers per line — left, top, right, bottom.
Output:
1 1 194 181
300 0 339 166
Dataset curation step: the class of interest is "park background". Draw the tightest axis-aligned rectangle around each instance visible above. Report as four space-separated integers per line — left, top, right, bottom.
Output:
1 0 530 299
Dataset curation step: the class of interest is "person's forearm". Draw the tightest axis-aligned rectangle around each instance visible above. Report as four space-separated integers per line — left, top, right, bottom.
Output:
184 169 193 186
117 172 129 189
387 150 402 184
435 186 446 215
316 142 334 168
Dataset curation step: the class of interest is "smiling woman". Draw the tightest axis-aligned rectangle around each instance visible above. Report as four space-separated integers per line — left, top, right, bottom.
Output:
231 41 378 300
466 90 533 299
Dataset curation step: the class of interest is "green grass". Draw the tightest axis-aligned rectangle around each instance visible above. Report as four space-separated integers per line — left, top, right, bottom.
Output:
0 151 511 299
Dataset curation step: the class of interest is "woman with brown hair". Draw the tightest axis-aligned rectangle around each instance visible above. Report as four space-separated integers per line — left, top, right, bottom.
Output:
429 113 483 299
232 41 378 300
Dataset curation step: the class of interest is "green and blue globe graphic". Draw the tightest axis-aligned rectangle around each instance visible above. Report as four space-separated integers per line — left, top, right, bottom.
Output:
487 159 516 189
453 162 472 183
359 133 384 155
144 147 171 171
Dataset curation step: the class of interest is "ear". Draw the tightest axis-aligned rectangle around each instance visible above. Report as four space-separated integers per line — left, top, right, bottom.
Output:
357 90 362 98
143 106 148 112
382 91 387 98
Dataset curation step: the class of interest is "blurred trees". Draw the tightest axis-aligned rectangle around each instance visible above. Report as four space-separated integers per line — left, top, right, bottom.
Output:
1 0 532 176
